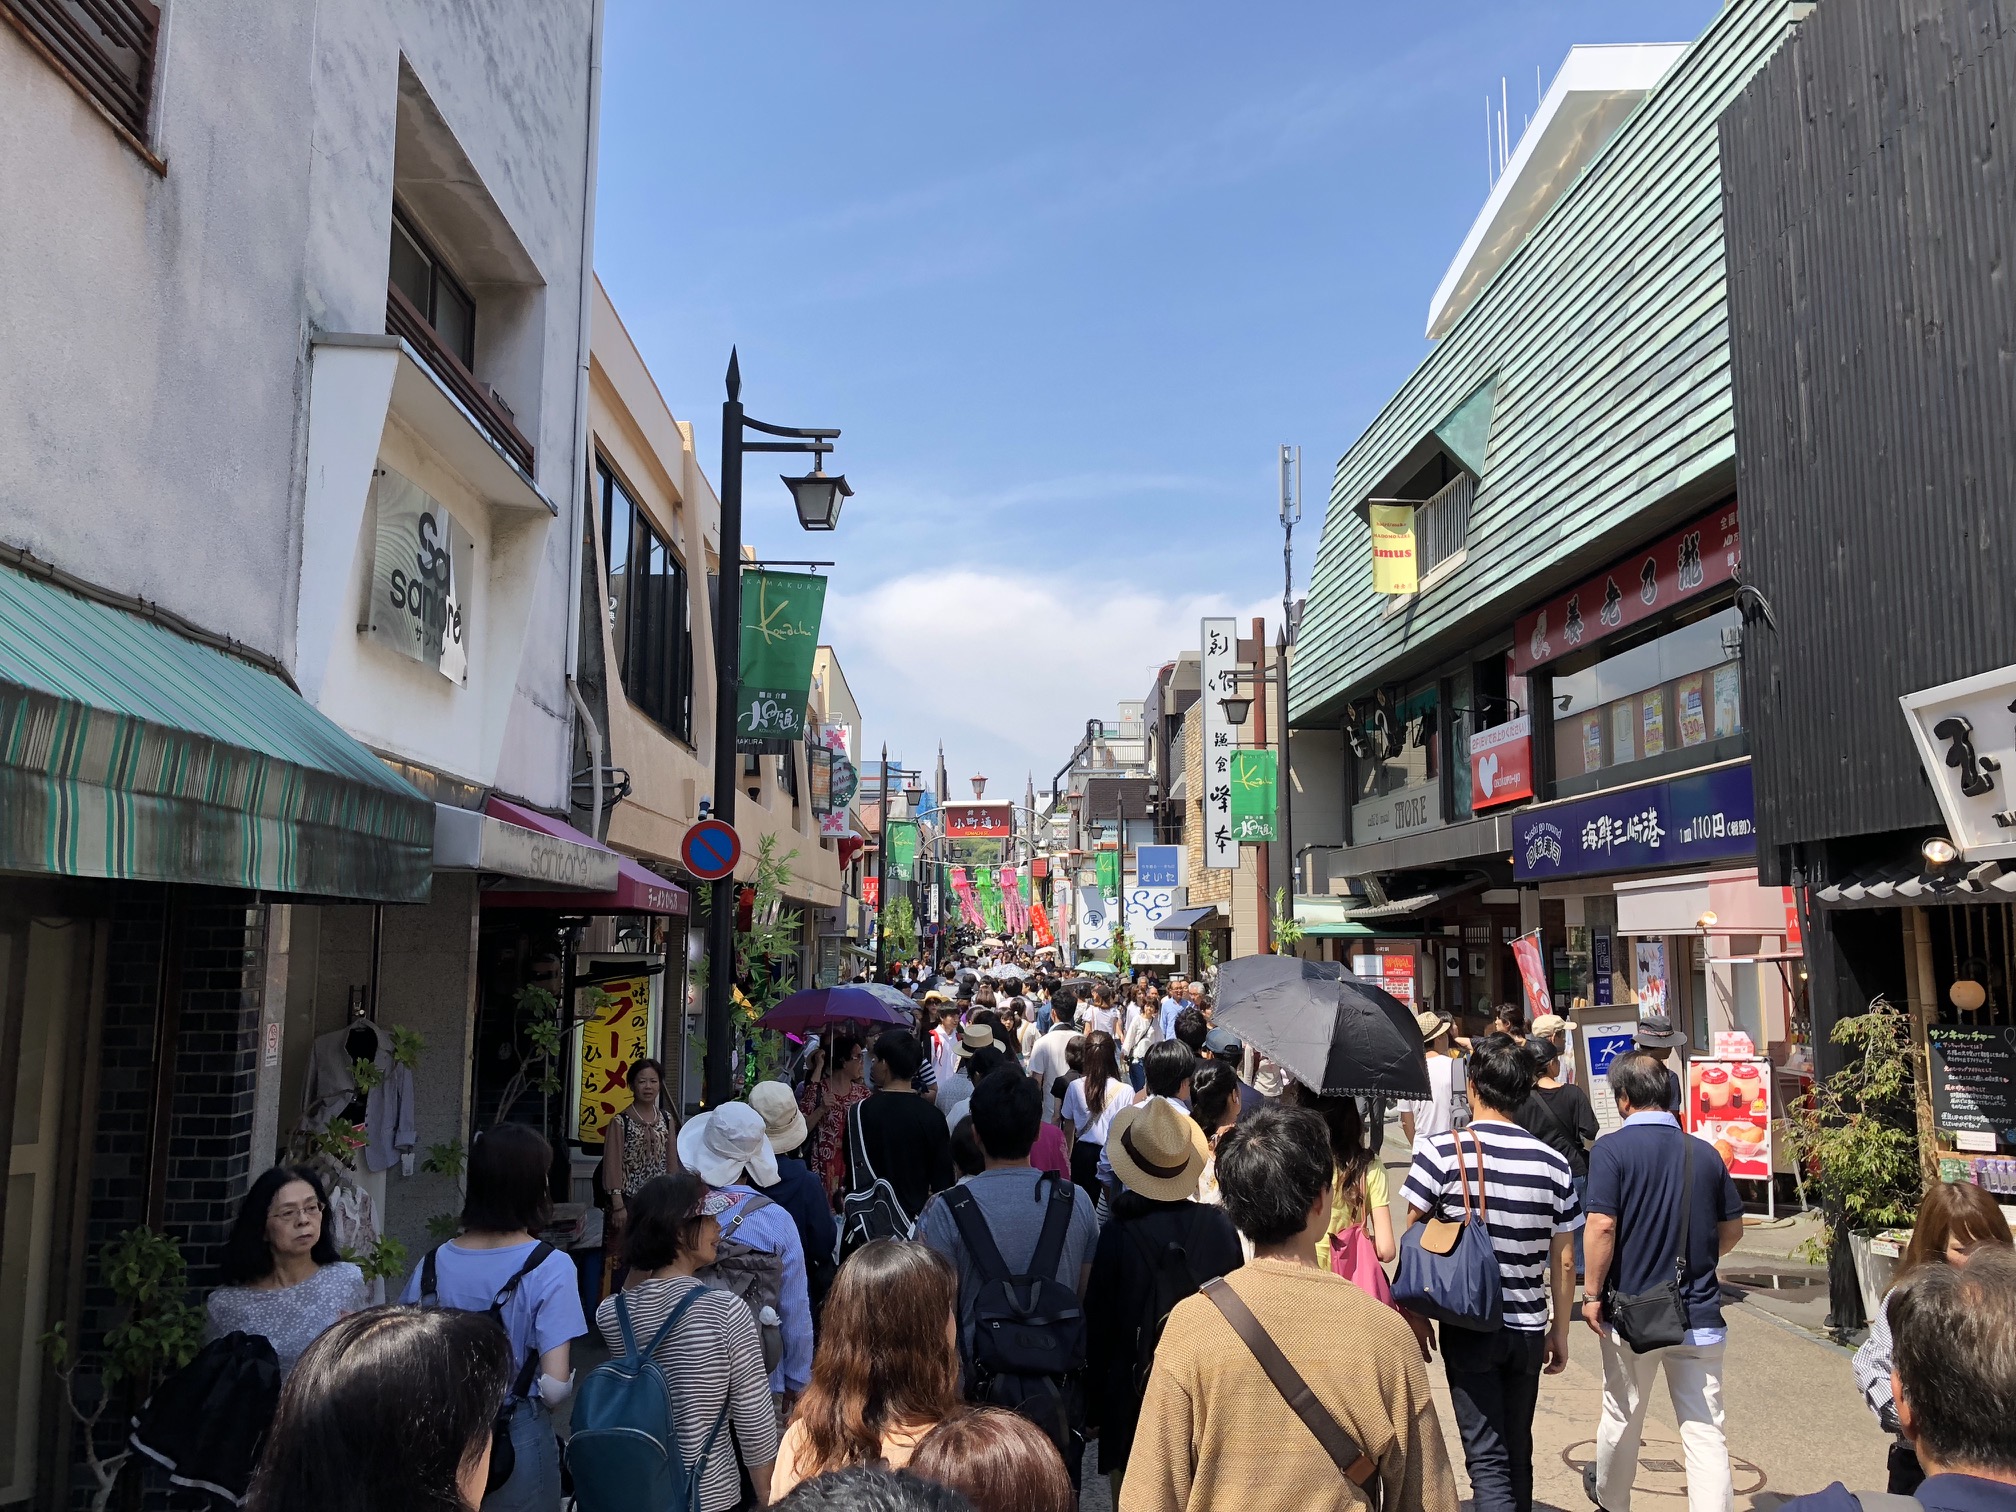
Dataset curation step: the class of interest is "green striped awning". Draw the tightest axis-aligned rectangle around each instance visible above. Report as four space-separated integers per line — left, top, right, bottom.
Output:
0 564 434 902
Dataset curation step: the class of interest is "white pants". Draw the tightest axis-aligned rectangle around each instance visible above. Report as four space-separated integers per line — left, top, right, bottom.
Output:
1595 1334 1734 1512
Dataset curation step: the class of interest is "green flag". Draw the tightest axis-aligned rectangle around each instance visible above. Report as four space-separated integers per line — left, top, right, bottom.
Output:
887 821 919 883
737 570 827 747
1095 850 1119 900
1229 749 1277 842
976 868 1006 933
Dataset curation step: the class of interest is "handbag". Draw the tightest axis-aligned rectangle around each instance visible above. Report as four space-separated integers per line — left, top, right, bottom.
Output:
1201 1278 1384 1507
1391 1130 1503 1332
1329 1171 1395 1308
1605 1132 1693 1352
838 1097 915 1258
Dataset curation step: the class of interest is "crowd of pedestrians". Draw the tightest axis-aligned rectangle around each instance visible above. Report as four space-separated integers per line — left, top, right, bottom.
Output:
180 950 2016 1512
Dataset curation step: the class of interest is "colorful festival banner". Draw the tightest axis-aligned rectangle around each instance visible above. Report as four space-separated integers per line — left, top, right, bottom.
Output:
737 570 828 748
1229 749 1277 842
887 820 919 883
975 868 1006 934
574 976 652 1142
950 867 985 930
1000 866 1022 932
1030 901 1056 948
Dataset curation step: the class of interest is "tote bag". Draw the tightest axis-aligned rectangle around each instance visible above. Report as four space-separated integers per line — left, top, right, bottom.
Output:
1391 1130 1503 1331
1329 1169 1395 1307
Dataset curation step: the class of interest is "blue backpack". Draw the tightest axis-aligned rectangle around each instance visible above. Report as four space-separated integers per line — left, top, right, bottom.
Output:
567 1288 729 1512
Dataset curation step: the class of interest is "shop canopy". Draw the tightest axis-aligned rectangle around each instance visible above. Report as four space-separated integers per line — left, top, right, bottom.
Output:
1155 905 1223 939
1335 876 1490 920
479 797 689 916
0 561 433 902
1293 895 1422 939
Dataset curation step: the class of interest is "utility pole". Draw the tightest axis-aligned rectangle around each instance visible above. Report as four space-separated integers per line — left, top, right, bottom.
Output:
1250 614 1272 954
1280 444 1300 903
703 354 748 1108
874 741 889 981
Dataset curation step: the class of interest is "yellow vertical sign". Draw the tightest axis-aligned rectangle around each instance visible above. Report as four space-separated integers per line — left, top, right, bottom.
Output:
577 976 652 1142
1371 505 1418 594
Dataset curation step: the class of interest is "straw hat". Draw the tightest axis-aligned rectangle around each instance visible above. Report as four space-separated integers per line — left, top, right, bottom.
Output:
747 1080 808 1155
675 1102 778 1188
1106 1097 1210 1201
1416 1010 1453 1043
957 1023 997 1058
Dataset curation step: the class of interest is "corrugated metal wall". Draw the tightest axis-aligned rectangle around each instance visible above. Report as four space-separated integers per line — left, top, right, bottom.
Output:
1293 0 1803 724
1721 0 2016 861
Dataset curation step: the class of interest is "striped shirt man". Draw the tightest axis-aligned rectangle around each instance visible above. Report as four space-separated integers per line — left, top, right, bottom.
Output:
1402 1119 1583 1331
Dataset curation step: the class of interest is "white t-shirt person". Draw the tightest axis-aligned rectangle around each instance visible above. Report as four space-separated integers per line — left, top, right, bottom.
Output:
1405 1053 1466 1148
1060 1075 1135 1148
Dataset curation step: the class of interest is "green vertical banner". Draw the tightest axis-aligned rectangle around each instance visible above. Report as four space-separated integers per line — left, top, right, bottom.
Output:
1229 749 1277 842
975 868 1006 933
887 821 919 883
737 569 828 748
1095 850 1119 901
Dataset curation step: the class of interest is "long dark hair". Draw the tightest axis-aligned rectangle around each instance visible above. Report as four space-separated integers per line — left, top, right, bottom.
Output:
795 1240 961 1475
220 1167 341 1285
1189 1062 1241 1135
1296 1088 1373 1222
246 1305 510 1512
1081 1030 1120 1116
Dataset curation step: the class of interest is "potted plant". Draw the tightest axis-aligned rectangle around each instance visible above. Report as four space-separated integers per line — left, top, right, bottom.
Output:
1779 996 1924 1335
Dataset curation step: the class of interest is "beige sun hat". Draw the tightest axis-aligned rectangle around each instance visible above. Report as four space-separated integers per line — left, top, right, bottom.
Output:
957 1023 997 1058
1416 1010 1453 1043
1105 1096 1211 1201
747 1080 808 1155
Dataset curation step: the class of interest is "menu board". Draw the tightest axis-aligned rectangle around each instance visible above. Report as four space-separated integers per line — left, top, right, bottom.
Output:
1611 701 1635 764
1678 674 1708 747
1928 1025 2016 1150
1684 1056 1773 1179
1642 688 1667 757
1713 664 1742 739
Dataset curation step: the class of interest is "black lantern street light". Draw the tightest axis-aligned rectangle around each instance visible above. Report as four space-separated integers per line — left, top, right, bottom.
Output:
703 350 850 1109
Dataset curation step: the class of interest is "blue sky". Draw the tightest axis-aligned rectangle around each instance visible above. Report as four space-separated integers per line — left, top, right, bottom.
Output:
594 0 1722 784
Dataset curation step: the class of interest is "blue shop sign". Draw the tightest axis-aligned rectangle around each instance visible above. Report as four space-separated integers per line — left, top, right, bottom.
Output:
1512 765 1756 881
1135 845 1181 889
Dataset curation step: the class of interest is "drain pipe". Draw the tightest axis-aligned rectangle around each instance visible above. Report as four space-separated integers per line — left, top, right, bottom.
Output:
562 0 606 826
568 675 603 838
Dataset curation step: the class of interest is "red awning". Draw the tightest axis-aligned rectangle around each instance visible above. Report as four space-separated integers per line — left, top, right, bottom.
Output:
479 797 690 916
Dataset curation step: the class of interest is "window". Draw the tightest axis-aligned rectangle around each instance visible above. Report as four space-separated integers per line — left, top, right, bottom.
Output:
4 0 160 147
597 459 693 742
1415 473 1474 578
1549 606 1745 795
389 209 476 367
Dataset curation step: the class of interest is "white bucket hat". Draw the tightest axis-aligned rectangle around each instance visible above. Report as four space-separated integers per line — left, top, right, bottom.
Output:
675 1102 778 1188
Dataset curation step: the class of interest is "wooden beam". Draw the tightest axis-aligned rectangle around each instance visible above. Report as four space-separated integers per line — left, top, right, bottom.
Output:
1903 906 1941 1188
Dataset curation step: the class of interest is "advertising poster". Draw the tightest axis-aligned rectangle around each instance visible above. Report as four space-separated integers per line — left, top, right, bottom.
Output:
1511 931 1550 1019
1713 663 1742 739
1382 955 1416 1005
1678 674 1708 747
1611 700 1636 764
1582 713 1605 773
1584 1021 1640 1133
1684 1057 1773 1179
1371 504 1419 594
1634 939 1669 1019
574 975 654 1143
366 468 473 683
1641 688 1667 758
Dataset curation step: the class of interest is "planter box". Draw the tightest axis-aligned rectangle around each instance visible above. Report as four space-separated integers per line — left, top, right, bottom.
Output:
1848 1230 1904 1324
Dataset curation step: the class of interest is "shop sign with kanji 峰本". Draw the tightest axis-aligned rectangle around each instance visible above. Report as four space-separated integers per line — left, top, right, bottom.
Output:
575 976 653 1141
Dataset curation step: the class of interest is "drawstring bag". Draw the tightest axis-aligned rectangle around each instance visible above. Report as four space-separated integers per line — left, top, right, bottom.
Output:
1391 1130 1503 1331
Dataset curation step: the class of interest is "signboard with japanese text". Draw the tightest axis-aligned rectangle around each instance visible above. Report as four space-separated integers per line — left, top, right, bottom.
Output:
1229 750 1277 842
1468 717 1534 811
1901 663 2016 861
862 876 879 909
943 802 1013 838
1513 504 1741 674
808 746 833 813
1684 1058 1773 1179
1201 618 1239 869
1135 845 1181 889
1592 926 1614 1006
1030 901 1056 948
1076 881 1114 951
736 570 827 748
1511 765 1756 881
572 972 656 1143
1928 1026 2016 1148
365 468 473 683
1371 504 1419 595
1125 871 1177 965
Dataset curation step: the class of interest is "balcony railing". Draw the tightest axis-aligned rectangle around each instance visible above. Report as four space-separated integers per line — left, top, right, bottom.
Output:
4 0 160 139
1416 472 1474 577
386 282 536 477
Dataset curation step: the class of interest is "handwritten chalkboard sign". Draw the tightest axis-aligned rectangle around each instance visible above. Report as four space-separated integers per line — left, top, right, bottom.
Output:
1928 1025 2016 1148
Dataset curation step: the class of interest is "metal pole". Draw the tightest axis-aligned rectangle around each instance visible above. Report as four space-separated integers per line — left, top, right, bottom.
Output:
703 351 745 1108
1250 616 1272 954
1278 624 1294 906
875 742 889 981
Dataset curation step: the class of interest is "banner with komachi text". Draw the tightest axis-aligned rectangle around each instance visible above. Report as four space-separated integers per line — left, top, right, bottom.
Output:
737 570 827 749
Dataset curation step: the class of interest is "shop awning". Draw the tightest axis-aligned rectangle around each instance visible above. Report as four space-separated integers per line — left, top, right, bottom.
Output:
1813 855 2016 908
0 561 433 901
1294 894 1423 939
478 797 689 916
1155 905 1222 939
1337 876 1490 920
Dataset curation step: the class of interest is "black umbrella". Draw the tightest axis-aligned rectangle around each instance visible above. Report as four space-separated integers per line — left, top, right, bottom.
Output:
1212 954 1430 1099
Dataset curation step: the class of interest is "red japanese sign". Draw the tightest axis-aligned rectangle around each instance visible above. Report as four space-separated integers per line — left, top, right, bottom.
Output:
943 802 1013 838
1030 902 1056 948
1468 716 1534 811
1512 504 1741 675
863 876 879 909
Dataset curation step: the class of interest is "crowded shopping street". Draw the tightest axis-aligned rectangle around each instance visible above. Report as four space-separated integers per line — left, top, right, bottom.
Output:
9 0 2016 1509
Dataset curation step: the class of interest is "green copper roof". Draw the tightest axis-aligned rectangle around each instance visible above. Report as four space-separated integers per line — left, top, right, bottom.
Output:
0 563 433 901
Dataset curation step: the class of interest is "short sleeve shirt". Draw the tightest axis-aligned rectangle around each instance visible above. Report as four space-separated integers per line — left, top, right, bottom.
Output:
917 1167 1098 1356
399 1240 586 1367
1584 1114 1744 1332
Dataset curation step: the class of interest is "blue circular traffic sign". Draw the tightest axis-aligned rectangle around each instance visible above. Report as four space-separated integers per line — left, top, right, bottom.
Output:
681 819 742 881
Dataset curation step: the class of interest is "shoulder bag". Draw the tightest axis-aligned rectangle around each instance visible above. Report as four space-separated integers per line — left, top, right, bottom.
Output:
839 1096 914 1257
1391 1130 1503 1331
1201 1277 1383 1507
1604 1132 1692 1352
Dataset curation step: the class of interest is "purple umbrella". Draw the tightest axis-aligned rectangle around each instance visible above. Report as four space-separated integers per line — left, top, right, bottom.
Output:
754 985 911 1034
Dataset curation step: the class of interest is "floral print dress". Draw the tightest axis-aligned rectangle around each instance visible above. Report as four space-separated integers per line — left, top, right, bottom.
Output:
798 1078 869 1205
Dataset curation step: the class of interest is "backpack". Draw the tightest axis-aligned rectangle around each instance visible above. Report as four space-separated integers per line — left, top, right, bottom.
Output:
695 1194 785 1376
421 1241 555 1494
943 1174 1087 1467
568 1288 727 1512
128 1331 282 1505
1123 1219 1205 1400
839 1097 914 1257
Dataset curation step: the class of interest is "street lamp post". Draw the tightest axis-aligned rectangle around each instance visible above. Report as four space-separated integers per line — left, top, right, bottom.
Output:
704 350 848 1108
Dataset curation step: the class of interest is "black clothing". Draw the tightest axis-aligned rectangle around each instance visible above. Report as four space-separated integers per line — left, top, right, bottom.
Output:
847 1089 954 1223
1084 1192 1242 1475
1513 1081 1599 1178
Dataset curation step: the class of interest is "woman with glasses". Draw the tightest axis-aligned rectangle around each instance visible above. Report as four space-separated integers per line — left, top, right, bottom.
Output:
206 1166 367 1379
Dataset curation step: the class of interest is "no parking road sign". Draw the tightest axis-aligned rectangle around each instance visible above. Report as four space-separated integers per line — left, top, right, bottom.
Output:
680 819 742 882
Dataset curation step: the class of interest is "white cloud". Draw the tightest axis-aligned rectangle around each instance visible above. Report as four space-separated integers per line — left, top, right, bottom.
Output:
823 568 1276 787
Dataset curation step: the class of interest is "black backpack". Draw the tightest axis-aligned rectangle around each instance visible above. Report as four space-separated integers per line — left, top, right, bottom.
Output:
1124 1219 1205 1401
129 1331 281 1504
421 1241 555 1495
943 1175 1087 1473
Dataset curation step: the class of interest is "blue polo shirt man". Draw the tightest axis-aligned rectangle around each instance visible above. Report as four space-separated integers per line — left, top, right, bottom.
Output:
1581 1049 1744 1512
